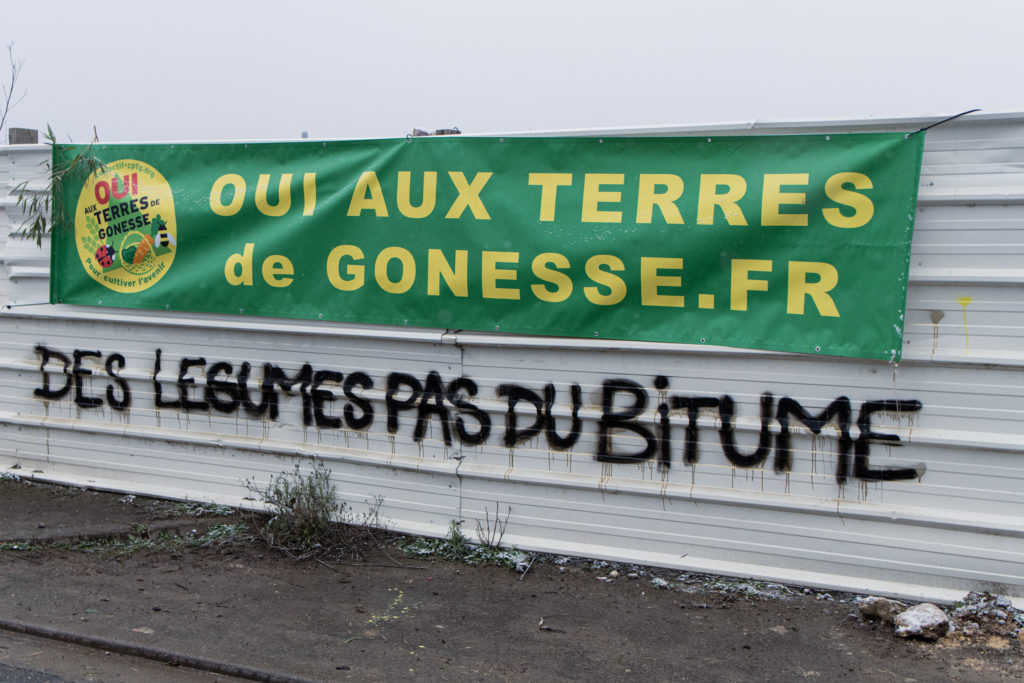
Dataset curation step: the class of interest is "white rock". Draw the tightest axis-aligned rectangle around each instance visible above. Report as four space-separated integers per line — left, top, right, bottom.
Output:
894 603 949 640
857 596 908 623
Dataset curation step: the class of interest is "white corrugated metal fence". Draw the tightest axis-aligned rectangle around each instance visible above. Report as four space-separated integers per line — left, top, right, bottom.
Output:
1 113 1022 604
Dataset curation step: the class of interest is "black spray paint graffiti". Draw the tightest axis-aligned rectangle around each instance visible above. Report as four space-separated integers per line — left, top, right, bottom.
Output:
32 345 925 485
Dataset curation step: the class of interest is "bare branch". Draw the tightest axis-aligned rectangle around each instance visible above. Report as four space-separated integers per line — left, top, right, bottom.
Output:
1 42 27 136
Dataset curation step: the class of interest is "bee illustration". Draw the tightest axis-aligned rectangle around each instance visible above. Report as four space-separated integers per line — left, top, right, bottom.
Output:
153 215 176 248
95 244 116 268
157 226 176 247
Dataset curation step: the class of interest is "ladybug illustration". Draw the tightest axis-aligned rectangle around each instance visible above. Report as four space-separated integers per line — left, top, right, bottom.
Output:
95 244 116 268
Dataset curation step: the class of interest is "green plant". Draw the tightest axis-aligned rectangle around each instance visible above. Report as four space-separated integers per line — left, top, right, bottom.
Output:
244 462 341 555
173 500 237 517
398 521 470 562
14 125 107 246
440 520 472 562
1 524 250 558
74 524 250 559
5 43 104 248
398 521 531 572
0 541 44 552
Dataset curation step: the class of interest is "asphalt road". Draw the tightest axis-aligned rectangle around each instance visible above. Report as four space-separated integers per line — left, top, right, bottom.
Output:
0 662 66 683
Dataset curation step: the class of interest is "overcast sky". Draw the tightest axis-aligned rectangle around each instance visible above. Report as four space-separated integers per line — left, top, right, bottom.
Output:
2 0 1022 143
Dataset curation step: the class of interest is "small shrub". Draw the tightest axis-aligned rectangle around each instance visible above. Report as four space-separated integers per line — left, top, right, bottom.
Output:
475 503 510 550
245 462 339 555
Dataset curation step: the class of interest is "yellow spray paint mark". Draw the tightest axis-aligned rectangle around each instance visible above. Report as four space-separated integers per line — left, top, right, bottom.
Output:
956 296 972 353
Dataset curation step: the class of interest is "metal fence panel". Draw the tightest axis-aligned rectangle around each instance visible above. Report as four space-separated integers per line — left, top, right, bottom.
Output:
2 114 1022 605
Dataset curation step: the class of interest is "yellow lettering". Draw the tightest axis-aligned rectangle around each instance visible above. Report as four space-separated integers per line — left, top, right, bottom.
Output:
788 261 839 316
210 174 246 217
582 173 624 223
640 257 684 307
255 174 292 217
528 172 573 222
823 172 874 228
261 254 294 287
696 174 747 226
398 171 437 219
636 174 684 224
326 245 365 291
347 171 389 217
531 252 572 302
427 248 468 297
224 242 254 286
731 259 773 310
482 251 520 300
584 254 626 305
446 172 492 220
375 247 416 294
303 173 316 216
761 173 808 227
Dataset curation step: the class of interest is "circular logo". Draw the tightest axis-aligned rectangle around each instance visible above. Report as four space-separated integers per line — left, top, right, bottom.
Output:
75 159 176 293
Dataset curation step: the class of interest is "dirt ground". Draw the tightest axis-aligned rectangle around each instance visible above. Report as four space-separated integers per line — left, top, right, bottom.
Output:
1 479 1022 682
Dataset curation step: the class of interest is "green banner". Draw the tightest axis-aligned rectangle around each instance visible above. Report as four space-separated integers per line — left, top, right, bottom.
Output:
50 133 924 360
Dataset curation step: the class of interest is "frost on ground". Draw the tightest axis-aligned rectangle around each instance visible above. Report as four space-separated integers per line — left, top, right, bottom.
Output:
549 556 831 602
949 592 1024 638
856 591 1023 643
548 555 1023 647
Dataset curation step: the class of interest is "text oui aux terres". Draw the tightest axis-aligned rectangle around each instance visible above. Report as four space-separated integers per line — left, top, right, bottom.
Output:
207 169 870 318
32 346 923 485
207 170 876 229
